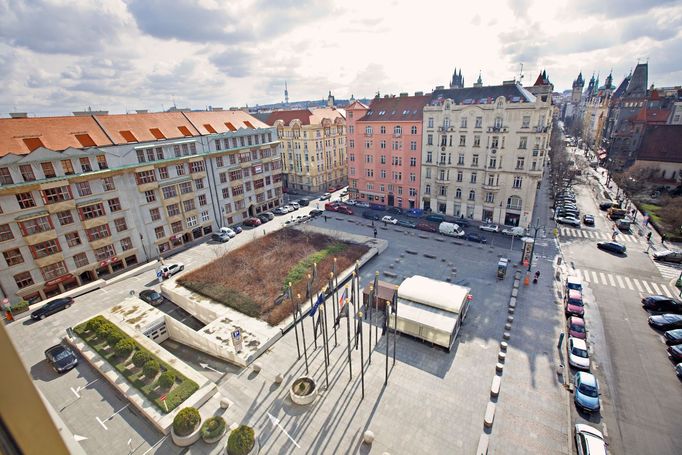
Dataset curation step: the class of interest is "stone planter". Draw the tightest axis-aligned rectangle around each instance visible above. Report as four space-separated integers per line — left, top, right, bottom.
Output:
289 376 317 405
171 421 202 447
225 428 259 455
202 417 228 444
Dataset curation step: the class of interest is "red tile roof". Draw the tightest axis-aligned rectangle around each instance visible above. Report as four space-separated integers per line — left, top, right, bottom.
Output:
631 107 670 124
262 108 344 126
358 95 431 122
94 112 200 144
637 125 682 163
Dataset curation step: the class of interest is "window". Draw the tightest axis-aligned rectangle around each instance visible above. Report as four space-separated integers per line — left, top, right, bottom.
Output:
93 244 116 261
135 170 156 184
57 211 74 225
410 172 416 182
519 137 527 149
79 203 105 220
186 216 198 227
85 224 111 241
0 224 14 242
494 117 503 128
189 161 205 173
179 181 193 194
3 249 24 266
460 117 467 128
114 218 127 232
136 150 146 163
522 116 530 128
459 135 466 146
427 134 433 145
491 136 499 148
167 204 180 217
79 157 92 172
513 176 523 188
76 181 92 197
425 168 431 179
411 126 417 134
200 210 210 222
65 231 81 247
472 155 479 166
108 198 121 212
14 271 34 289
425 184 431 195
516 157 525 169
365 126 373 135
470 172 477 183
183 199 195 212
120 238 133 251
439 186 447 197
150 208 161 221
176 164 186 176
19 216 52 236
194 178 204 189
154 226 165 239
0 167 14 184
475 117 482 128
30 239 61 259
379 126 386 134
144 190 156 203
41 162 56 178
507 195 522 210
456 171 463 182
458 154 464 165
474 135 480 147
489 157 497 168
380 169 386 179
96 155 108 170
171 221 183 233
162 186 177 199
409 187 416 197
455 188 462 199
16 192 36 209
485 192 494 203
74 252 89 268
158 167 169 179
20 165 36 181
428 117 434 128
394 126 402 135
410 157 417 167
102 177 115 191
468 190 476 201
41 185 73 204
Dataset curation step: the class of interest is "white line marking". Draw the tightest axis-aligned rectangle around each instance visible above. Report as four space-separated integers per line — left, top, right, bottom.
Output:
624 276 634 290
582 270 590 283
633 279 644 292
661 285 674 298
651 282 661 295
607 274 616 287
642 281 653 294
96 416 108 430
70 387 81 399
599 272 607 285
616 275 624 288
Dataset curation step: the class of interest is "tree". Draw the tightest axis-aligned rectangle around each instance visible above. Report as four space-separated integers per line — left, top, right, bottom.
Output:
143 359 160 379
548 118 582 198
158 370 176 389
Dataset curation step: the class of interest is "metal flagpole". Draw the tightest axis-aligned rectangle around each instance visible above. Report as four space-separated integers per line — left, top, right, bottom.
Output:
393 289 397 366
321 303 329 389
297 293 309 374
374 271 379 350
358 309 365 400
368 284 373 364
289 282 300 359
352 271 359 350
307 274 317 349
345 295 352 380
385 302 390 386
332 259 339 347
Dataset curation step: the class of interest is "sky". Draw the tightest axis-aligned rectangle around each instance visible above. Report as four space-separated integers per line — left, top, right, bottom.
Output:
1 0 681 116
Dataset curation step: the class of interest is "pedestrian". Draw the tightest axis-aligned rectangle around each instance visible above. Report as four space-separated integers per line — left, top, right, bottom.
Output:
646 231 652 242
383 220 387 227
324 215 328 222
662 234 668 243
373 228 377 238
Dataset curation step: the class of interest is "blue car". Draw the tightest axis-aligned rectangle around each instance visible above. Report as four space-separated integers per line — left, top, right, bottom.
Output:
397 219 417 229
406 208 423 218
574 371 600 413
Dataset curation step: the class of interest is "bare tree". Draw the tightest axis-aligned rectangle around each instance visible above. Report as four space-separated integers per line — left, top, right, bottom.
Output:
548 118 581 198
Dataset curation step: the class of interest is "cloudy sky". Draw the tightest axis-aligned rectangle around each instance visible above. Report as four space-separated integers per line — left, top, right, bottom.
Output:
1 0 680 116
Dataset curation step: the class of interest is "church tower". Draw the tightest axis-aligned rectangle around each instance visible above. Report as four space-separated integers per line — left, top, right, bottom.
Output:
571 72 584 103
449 68 464 89
284 81 289 106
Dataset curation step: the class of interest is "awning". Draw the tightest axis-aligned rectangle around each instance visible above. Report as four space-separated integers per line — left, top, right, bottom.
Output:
361 191 384 197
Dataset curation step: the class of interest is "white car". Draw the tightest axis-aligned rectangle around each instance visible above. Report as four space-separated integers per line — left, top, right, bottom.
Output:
158 263 185 279
574 424 607 455
502 227 526 237
282 205 294 213
568 337 590 370
355 201 370 208
290 202 300 210
345 199 357 206
381 216 398 225
219 227 236 238
479 223 499 233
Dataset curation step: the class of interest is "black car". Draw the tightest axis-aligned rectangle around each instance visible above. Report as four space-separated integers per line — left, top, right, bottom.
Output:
596 241 626 254
257 214 270 224
664 329 682 346
599 201 618 210
397 219 417 229
464 233 487 244
386 207 403 215
668 345 682 362
425 214 446 223
45 344 78 373
362 210 381 221
211 232 230 243
31 297 74 320
298 199 310 206
642 295 682 314
652 250 682 264
649 313 682 330
583 214 595 226
309 209 323 217
139 289 164 306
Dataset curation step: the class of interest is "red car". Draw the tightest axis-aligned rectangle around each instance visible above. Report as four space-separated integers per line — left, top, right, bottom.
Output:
243 217 262 227
336 206 353 215
416 221 438 233
327 187 336 193
565 289 585 317
568 316 586 339
325 202 340 211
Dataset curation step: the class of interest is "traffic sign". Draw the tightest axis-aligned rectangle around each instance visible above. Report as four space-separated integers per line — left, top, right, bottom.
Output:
231 329 243 353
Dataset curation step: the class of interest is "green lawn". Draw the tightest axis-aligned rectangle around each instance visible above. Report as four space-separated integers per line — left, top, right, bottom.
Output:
639 203 662 224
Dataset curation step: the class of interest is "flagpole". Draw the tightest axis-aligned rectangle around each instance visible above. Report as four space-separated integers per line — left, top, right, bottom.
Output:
321 303 329 390
345 296 352 380
297 293 309 374
332 259 338 347
393 289 397 366
289 282 300 359
358 309 365 400
374 271 379 351
385 302 390 386
352 271 359 350
368 284 373 364
308 273 317 350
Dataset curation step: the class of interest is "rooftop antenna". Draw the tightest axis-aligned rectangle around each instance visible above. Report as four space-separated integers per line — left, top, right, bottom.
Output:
517 63 524 84
172 95 177 109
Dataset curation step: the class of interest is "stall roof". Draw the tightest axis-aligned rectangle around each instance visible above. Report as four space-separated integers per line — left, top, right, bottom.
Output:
395 298 458 333
397 275 470 314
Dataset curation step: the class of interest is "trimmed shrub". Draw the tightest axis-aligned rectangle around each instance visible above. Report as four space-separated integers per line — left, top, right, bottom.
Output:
107 331 124 347
142 359 160 379
201 416 226 441
132 350 153 368
226 425 255 455
86 317 105 333
158 370 176 389
95 324 112 341
10 300 29 315
173 407 201 437
114 339 135 358
165 379 200 410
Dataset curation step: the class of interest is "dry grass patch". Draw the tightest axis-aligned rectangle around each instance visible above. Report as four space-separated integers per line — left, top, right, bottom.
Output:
178 229 368 325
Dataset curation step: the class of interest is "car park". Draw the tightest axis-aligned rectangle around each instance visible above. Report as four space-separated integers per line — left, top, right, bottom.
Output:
574 371 600 413
336 206 353 215
596 241 626 254
45 344 78 374
320 193 331 201
479 223 499 232
664 328 682 345
574 424 607 455
139 289 164 305
211 232 230 243
30 297 75 321
652 250 682 264
397 219 417 229
416 222 437 233
582 214 595 226
568 337 590 370
219 227 237 237
464 233 487 243
568 316 587 339
556 216 581 227
386 207 403 215
641 295 682 313
381 215 398 224
565 289 585 317
243 217 262 227
668 345 682 362
648 313 682 330
158 263 185 279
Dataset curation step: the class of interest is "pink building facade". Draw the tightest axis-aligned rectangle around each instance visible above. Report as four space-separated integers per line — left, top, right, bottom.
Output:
346 94 430 209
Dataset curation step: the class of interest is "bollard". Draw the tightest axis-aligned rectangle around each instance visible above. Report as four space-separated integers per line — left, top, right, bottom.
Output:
523 274 530 286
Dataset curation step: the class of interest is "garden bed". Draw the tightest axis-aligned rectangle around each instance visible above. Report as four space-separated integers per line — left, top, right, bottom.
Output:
177 229 369 325
74 315 199 413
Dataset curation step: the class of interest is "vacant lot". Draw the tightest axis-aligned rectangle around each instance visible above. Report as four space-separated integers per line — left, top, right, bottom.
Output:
178 229 369 325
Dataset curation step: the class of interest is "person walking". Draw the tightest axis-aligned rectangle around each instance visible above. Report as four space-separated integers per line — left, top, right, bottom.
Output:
373 228 377 238
646 231 652 242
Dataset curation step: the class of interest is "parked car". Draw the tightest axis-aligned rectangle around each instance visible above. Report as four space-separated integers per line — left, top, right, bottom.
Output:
596 241 626 254
397 219 417 229
479 223 499 232
386 207 403 215
642 295 682 313
320 193 331 201
219 227 237 237
439 222 465 237
599 201 615 210
139 289 164 306
568 337 590 370
297 198 310 206
211 232 230 243
664 328 682 345
565 289 585 317
607 207 627 220
327 187 336 193
582 214 595 226
273 207 287 215
568 316 587 339
362 210 381 221
676 363 682 379
425 214 446 223
355 201 370 208
324 202 340 212
381 215 398 225
336 205 353 215
256 214 270 224
668 345 682 362
566 276 583 292
345 199 357 206
30 297 75 321
369 203 386 211
232 225 243 234
649 313 682 330
281 205 293 213
45 344 78 373
574 371 600 413
405 208 423 218
261 211 275 220
502 226 526 237
556 216 581 227
309 209 323 217
290 202 300 210
464 233 487 244
416 221 438 233
653 250 682 264
158 263 185 279
574 424 607 455
243 217 261 227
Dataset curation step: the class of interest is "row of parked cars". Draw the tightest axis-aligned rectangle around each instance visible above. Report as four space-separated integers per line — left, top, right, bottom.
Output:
644 295 682 378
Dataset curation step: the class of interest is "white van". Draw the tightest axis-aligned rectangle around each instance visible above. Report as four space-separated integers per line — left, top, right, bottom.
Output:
438 222 465 237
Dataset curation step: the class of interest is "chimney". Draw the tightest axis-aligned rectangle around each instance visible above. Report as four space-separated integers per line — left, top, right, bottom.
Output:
135 109 148 114
414 91 424 96
9 112 28 118
435 85 445 90
399 92 408 97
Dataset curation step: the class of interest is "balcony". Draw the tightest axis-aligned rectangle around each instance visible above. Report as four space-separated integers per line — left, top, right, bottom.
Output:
34 252 65 268
482 182 500 191
45 199 76 214
487 126 508 133
435 177 449 184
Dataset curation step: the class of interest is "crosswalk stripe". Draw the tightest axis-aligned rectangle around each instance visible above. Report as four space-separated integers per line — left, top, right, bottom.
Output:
582 270 590 282
633 279 644 292
616 275 624 288
651 283 662 295
599 272 607 285
607 274 616 287
624 276 634 290
661 285 674 298
642 281 653 294
592 271 600 283
575 270 582 281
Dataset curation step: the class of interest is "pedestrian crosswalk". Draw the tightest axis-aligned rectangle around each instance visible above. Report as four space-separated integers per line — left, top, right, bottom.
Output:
572 268 676 297
559 227 642 244
654 261 682 281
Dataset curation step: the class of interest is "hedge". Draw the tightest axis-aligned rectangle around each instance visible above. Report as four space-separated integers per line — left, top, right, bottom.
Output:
132 350 153 368
10 300 29 315
74 316 198 413
143 359 160 380
114 339 135 358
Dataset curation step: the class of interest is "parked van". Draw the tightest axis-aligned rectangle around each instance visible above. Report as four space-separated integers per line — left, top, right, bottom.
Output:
438 222 465 237
566 276 583 292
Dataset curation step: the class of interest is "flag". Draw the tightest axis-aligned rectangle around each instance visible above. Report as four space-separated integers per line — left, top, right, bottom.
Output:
313 310 323 339
339 287 347 310
334 287 348 328
309 292 325 318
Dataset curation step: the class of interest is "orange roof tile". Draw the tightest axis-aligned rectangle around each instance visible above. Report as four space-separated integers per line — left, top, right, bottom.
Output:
183 110 268 135
0 115 113 156
94 112 200 144
262 107 344 126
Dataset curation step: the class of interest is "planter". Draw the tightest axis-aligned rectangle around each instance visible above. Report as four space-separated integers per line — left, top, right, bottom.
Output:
203 425 227 444
226 426 259 455
171 422 202 447
201 416 227 444
289 376 317 405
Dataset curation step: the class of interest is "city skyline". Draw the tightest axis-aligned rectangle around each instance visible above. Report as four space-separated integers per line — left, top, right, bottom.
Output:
0 0 680 116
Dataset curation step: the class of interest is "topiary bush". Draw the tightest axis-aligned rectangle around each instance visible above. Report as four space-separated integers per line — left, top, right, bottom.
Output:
95 324 112 341
226 425 255 455
201 416 226 441
86 317 104 333
132 350 152 368
173 407 201 437
158 370 176 389
114 339 135 358
142 359 160 380
107 331 124 347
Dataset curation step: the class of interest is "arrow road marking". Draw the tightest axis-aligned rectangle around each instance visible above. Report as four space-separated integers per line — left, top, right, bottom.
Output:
73 434 88 442
199 362 222 374
267 412 301 449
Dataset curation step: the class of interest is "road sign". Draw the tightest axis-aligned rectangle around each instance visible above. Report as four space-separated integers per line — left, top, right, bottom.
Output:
231 329 243 353
159 393 168 401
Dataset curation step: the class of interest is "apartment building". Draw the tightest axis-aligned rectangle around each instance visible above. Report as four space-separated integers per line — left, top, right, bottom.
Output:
420 75 553 227
261 107 346 192
346 94 431 209
0 110 281 304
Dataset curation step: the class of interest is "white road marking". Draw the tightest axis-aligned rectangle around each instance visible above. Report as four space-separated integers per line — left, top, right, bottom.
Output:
607 274 616 287
616 275 624 288
661 285 674 298
650 282 662 295
642 281 653 294
96 416 108 430
624 276 634 290
582 270 590 282
599 272 607 285
632 279 644 292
